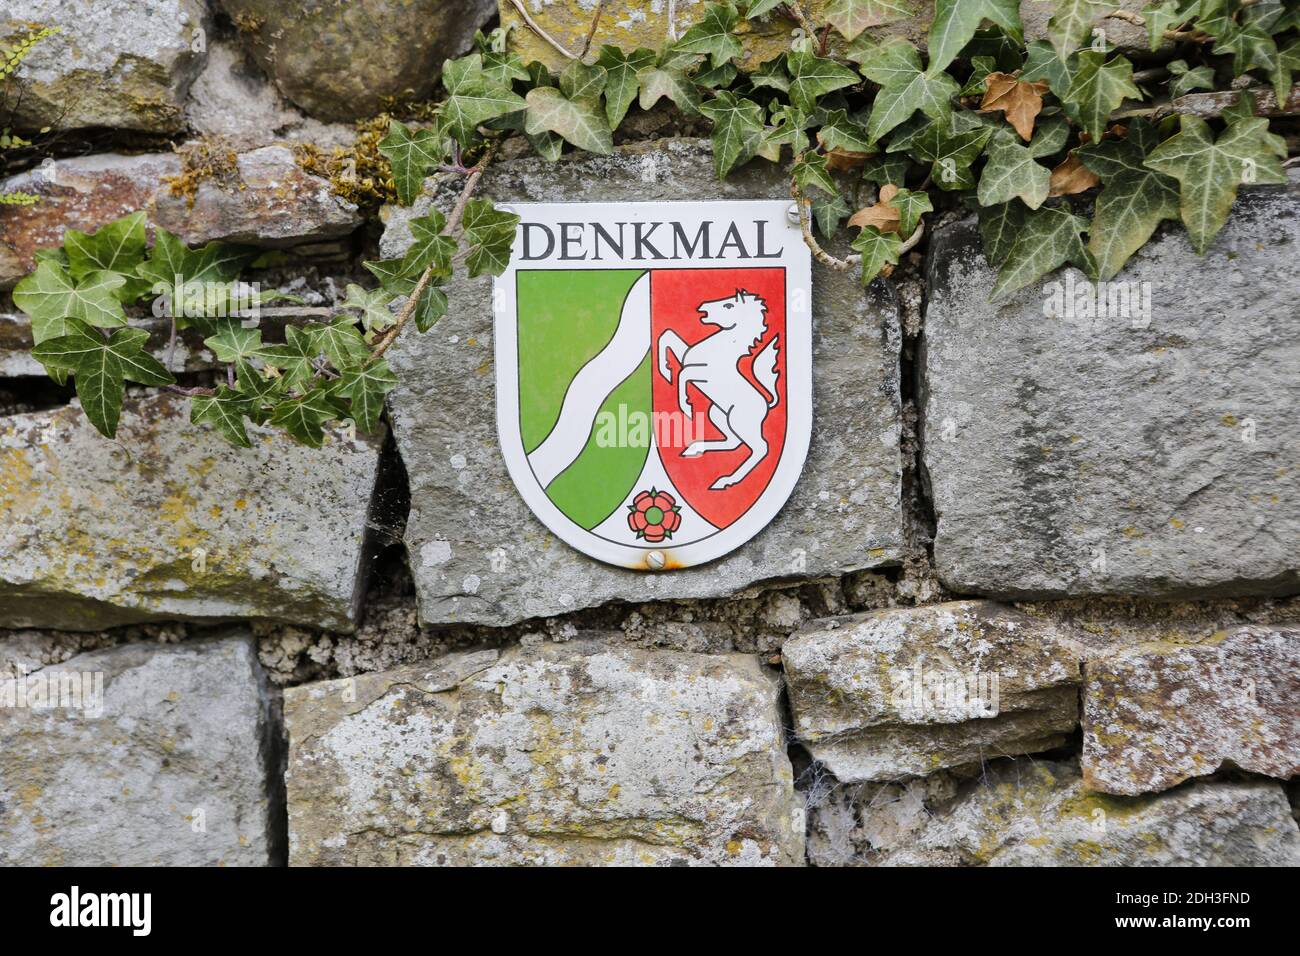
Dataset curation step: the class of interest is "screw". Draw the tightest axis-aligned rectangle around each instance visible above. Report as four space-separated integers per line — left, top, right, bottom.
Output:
647 551 665 570
786 202 800 224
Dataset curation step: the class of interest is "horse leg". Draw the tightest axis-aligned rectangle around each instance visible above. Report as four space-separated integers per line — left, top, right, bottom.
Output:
682 401 741 457
709 400 769 489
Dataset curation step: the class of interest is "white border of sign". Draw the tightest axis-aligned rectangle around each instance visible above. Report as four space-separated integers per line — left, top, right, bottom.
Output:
493 200 812 571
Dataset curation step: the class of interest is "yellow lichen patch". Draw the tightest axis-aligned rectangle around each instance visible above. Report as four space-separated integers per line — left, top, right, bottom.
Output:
165 137 241 209
0 446 37 516
293 113 397 209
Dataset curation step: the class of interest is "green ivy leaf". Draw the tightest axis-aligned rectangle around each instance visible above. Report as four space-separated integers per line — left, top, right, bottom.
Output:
818 108 875 153
978 134 1052 209
851 225 902 285
1144 109 1287 254
136 227 256 295
926 0 1022 74
401 211 458 276
377 121 447 206
1021 40 1078 99
1141 0 1189 52
991 206 1093 300
234 358 285 413
341 283 398 335
854 39 960 141
1077 117 1180 278
258 325 322 391
13 262 127 342
203 321 263 363
824 0 915 41
480 50 529 87
749 56 791 93
674 1 743 68
598 46 656 127
31 320 174 437
1047 0 1110 59
887 115 991 190
525 86 613 155
1064 51 1141 141
787 50 860 113
441 56 528 146
793 152 839 196
1166 59 1215 98
977 200 1028 268
811 191 852 237
337 359 398 433
307 318 370 371
743 0 785 17
890 187 933 235
462 198 521 277
269 388 337 448
64 211 150 299
414 284 450 333
638 64 703 114
191 385 255 447
861 153 912 187
699 91 766 177
362 257 417 295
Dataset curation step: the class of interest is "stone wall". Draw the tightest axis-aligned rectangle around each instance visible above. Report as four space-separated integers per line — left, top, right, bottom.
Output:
0 1 1296 867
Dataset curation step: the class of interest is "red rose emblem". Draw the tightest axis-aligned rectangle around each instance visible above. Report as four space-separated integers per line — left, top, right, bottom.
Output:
627 487 682 543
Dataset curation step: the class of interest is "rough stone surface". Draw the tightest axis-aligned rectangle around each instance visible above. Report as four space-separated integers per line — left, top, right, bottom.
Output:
812 758 1300 866
284 641 803 865
921 173 1300 600
1082 625 1300 795
0 632 277 865
218 0 495 121
382 138 903 627
0 149 361 288
154 145 362 247
2 0 208 133
784 601 1080 782
0 393 383 632
184 39 356 150
502 0 1150 71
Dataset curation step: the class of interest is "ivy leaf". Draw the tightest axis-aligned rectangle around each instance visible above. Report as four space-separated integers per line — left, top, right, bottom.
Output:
1021 39 1078 99
749 56 791 93
525 86 613 154
341 283 398 335
269 388 337 448
926 0 1022 74
890 187 932 236
818 108 876 153
307 318 370 371
13 262 127 342
598 46 656 127
191 385 255 447
978 200 1028 268
1144 110 1286 254
977 135 1052 209
793 152 839 196
377 121 447 206
824 0 915 41
861 153 912 187
234 358 285 412
203 321 263 363
64 211 149 299
1064 51 1141 141
559 60 607 106
1046 0 1110 59
31 320 174 438
363 257 418 295
694 61 738 89
480 50 529 87
462 198 521 278
401 211 457 276
851 226 902 285
441 56 528 146
743 0 785 16
337 359 398 433
991 206 1093 301
787 50 859 113
136 227 256 293
674 1 743 68
414 284 449 333
1141 0 1189 52
810 192 852 237
1076 118 1180 278
637 64 702 114
888 116 991 190
699 91 766 177
855 39 960 141
258 325 322 391
1166 59 1215 98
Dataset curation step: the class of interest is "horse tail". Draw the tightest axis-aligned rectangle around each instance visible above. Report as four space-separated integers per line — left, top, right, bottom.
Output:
753 335 780 408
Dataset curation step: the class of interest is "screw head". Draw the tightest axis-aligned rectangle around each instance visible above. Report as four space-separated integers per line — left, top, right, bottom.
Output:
786 202 800 224
647 551 666 570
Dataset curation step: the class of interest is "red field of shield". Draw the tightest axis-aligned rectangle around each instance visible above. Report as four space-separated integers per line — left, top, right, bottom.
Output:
651 267 787 530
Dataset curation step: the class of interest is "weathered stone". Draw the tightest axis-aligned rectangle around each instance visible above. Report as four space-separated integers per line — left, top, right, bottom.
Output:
921 173 1300 600
1082 625 1300 795
154 145 362 247
0 149 361 288
284 641 803 865
832 758 1300 866
0 393 382 632
2 0 208 133
382 138 903 626
0 632 277 865
502 0 1150 72
218 0 495 121
784 601 1079 782
184 39 357 151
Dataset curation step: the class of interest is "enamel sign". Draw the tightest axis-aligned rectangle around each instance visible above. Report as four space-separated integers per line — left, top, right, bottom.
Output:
494 201 811 570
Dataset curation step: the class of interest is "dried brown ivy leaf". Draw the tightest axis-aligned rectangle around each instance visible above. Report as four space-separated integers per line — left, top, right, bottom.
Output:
980 72 1050 142
1049 153 1101 196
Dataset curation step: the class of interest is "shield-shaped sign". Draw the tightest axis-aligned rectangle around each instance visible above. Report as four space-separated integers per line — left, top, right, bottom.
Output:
494 200 811 570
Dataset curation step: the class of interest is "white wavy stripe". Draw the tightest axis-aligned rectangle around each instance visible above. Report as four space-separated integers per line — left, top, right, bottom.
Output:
527 272 651 488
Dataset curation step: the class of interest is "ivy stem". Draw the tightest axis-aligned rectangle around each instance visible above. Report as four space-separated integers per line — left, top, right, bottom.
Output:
165 384 215 397
580 0 606 60
165 312 178 371
371 137 503 359
507 0 578 59
791 177 858 272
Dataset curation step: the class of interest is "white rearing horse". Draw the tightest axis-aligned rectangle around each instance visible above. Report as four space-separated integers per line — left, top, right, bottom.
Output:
656 290 780 491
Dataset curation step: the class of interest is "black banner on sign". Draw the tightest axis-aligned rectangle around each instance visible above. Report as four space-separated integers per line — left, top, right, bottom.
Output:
0 866 1279 942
